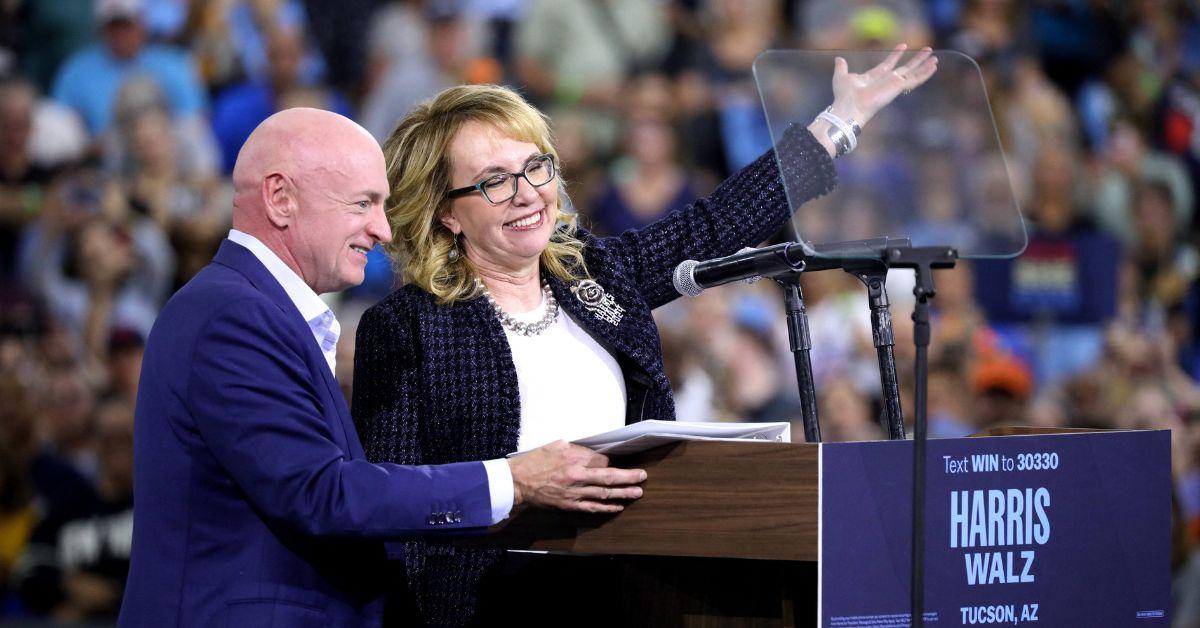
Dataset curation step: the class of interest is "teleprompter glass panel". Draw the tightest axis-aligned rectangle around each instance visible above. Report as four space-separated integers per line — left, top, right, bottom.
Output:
754 49 1027 261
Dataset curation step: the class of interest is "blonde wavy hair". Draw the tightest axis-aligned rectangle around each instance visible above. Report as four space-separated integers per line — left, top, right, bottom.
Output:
381 84 589 304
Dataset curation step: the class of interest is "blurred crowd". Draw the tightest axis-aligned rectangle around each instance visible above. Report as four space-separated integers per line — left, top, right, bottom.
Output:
0 0 1199 623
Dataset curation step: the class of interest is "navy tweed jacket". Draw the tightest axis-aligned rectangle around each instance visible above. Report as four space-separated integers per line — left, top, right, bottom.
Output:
351 128 836 626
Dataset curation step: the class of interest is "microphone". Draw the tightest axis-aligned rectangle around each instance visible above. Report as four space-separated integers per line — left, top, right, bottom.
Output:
672 242 807 297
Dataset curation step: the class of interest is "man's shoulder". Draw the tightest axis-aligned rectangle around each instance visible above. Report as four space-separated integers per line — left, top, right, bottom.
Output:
176 260 261 301
61 45 107 68
156 262 277 334
53 46 109 86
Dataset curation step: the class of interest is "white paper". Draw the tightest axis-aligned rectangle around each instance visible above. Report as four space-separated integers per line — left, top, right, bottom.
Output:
508 420 791 457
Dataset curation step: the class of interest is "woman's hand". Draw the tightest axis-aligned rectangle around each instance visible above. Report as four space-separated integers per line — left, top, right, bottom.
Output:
809 44 939 157
829 43 938 126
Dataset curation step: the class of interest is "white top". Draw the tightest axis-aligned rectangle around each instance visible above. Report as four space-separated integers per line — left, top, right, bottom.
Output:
502 292 627 452
226 230 514 524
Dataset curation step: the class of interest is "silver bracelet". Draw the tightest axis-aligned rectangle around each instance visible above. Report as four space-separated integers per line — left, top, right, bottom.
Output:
825 124 852 157
824 107 863 138
817 107 862 157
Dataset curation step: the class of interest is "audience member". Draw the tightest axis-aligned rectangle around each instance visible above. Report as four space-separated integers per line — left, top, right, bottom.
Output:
515 0 671 155
361 3 492 142
0 79 58 278
16 0 97 94
212 24 349 172
51 0 207 137
591 75 695 234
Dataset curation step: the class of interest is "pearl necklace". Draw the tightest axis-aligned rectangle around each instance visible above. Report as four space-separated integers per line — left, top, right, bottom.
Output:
477 278 559 337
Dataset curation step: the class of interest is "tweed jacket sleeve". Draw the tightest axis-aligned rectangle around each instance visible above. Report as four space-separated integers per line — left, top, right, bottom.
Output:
602 126 836 310
352 296 425 467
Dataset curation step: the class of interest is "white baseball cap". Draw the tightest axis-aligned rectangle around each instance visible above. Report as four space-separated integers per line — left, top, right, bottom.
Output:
95 0 143 23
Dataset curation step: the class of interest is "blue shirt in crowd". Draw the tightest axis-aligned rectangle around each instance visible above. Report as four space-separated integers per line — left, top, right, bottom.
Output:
51 44 207 134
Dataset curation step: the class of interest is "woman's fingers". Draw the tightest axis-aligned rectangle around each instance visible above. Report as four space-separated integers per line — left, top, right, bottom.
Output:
869 42 908 77
910 56 939 88
896 47 934 77
898 54 938 93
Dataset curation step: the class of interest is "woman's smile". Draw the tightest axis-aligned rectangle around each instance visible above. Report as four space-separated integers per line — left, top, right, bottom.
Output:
504 209 545 230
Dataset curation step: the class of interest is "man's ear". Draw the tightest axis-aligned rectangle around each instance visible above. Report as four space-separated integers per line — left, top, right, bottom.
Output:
263 172 298 229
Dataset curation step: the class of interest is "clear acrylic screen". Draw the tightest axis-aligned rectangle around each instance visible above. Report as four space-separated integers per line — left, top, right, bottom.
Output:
753 49 1027 260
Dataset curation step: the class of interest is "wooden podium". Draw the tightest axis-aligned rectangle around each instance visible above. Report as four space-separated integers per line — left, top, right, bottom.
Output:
484 440 819 560
455 428 1170 627
462 440 821 626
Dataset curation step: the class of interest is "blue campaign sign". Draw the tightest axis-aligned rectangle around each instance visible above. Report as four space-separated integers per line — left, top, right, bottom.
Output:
819 430 1171 627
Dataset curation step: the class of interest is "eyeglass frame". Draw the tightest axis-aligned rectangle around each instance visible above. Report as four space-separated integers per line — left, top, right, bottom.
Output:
445 154 557 205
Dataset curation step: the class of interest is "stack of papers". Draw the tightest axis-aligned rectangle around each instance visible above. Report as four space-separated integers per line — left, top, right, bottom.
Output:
571 420 791 456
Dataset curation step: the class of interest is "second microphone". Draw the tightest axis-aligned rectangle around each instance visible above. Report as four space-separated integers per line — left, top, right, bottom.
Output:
672 242 809 297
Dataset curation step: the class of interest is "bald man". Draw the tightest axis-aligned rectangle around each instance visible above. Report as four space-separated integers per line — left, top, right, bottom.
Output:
120 109 645 627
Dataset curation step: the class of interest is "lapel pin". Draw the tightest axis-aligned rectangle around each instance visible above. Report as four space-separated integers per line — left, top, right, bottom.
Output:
571 279 624 326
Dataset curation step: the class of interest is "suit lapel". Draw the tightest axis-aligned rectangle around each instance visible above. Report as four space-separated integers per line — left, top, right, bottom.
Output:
548 273 655 382
212 240 365 459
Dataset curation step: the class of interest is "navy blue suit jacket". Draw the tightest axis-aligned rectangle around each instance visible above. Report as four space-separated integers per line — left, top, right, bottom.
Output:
119 240 493 627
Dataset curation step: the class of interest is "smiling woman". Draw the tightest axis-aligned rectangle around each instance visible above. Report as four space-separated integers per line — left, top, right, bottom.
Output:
354 50 936 626
440 124 561 276
379 85 588 307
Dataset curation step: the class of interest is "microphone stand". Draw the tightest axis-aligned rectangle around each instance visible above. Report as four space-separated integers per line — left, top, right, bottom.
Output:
778 240 957 627
844 260 905 440
883 245 958 628
776 270 821 443
761 240 958 627
735 238 913 444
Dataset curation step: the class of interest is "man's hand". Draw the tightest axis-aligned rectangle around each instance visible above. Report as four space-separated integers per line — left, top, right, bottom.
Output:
508 440 647 514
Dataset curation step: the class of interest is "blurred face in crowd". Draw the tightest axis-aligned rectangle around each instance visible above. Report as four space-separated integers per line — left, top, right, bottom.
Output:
625 116 677 166
267 26 303 93
103 17 146 60
441 122 559 274
974 388 1028 428
429 18 465 72
820 378 878 442
1031 143 1076 232
45 369 96 448
96 401 135 497
0 83 33 160
1122 387 1176 431
626 74 673 119
717 326 779 412
77 219 134 286
916 154 960 222
0 377 36 453
129 108 175 172
934 263 974 311
108 344 144 402
1132 183 1176 259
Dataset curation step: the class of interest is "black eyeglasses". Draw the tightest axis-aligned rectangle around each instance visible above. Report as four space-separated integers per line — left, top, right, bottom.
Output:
447 154 557 204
